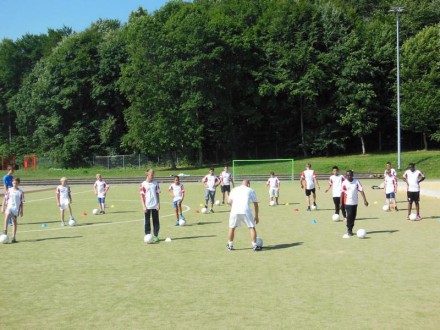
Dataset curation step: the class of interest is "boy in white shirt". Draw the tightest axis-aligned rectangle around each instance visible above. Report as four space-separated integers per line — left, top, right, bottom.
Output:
300 163 320 211
202 167 220 213
220 166 234 204
94 174 110 214
2 177 24 243
169 176 185 226
140 169 161 242
384 169 398 211
266 172 280 205
56 177 75 227
325 166 346 219
402 163 425 220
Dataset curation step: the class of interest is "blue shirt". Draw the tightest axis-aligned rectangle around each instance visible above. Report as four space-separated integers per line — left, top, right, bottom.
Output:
3 174 13 190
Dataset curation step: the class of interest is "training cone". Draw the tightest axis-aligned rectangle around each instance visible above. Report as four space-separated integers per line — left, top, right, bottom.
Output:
83 212 87 216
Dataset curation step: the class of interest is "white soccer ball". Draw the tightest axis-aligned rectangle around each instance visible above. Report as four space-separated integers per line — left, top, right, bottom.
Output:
270 201 276 206
201 207 208 214
144 234 154 244
409 213 417 221
256 237 263 248
179 219 187 226
0 234 9 244
311 205 317 211
356 229 367 239
215 200 220 206
382 205 389 211
332 214 340 222
92 209 99 215
68 219 77 227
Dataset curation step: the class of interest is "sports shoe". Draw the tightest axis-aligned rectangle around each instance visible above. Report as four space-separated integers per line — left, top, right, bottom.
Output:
210 209 214 213
307 206 311 211
11 237 17 243
253 245 262 251
69 216 75 221
153 236 159 242
226 244 233 251
395 207 399 212
222 201 225 205
61 221 66 227
313 202 317 207
406 215 410 220
416 215 422 221
342 233 353 239
179 214 185 220
101 210 105 214
175 221 180 226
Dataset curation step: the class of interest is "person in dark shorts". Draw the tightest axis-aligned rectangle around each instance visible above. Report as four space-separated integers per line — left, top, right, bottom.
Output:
402 163 425 220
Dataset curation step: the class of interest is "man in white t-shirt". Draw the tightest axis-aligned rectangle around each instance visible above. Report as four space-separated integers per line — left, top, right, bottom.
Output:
226 180 261 251
340 170 368 238
266 172 280 205
325 166 346 219
220 166 234 204
202 167 220 213
402 163 425 220
300 163 320 211
140 169 161 242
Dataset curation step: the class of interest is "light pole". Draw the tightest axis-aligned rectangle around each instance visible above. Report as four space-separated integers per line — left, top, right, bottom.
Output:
389 6 404 170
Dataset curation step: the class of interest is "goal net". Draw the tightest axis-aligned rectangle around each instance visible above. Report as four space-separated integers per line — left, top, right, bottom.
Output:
232 159 294 182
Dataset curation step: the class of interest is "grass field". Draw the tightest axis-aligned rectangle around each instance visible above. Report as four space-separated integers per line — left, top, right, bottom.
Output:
1 180 439 329
14 150 440 179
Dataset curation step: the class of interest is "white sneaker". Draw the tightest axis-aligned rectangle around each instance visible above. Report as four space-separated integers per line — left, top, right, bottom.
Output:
342 233 351 239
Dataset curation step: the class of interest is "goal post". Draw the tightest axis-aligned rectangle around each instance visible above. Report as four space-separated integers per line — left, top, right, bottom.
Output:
232 159 294 182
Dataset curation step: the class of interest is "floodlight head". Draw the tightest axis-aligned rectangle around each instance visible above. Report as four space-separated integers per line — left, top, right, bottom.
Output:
389 6 404 13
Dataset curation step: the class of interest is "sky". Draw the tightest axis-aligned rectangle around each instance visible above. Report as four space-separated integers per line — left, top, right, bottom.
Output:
0 0 172 41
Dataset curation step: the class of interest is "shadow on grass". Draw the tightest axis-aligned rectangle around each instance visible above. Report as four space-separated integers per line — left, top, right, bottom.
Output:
195 221 222 225
107 211 137 214
26 220 62 225
367 230 399 234
264 242 304 250
171 235 217 241
357 217 380 221
21 235 83 243
77 222 110 226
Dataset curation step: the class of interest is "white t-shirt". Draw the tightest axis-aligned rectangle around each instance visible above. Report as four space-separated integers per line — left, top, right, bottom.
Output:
94 180 109 198
229 185 257 216
140 180 161 209
341 179 364 206
169 183 185 202
328 174 345 197
403 169 424 192
301 169 316 189
56 185 71 204
384 175 397 194
6 187 24 215
202 174 220 191
384 168 397 178
220 171 233 185
266 177 280 189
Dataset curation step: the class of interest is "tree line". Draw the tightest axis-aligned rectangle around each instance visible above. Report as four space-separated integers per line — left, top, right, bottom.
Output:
0 0 438 168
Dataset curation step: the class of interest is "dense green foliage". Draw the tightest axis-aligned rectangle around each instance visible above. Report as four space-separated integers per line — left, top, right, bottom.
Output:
0 0 438 167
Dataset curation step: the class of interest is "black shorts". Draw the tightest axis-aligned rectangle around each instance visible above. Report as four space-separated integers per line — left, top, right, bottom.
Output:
407 191 420 203
305 188 316 196
221 185 231 193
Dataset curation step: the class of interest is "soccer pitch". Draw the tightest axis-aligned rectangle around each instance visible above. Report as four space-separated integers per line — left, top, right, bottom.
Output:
1 181 439 329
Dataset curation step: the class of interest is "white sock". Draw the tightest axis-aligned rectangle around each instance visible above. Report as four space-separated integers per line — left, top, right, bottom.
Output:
228 241 233 247
252 241 257 247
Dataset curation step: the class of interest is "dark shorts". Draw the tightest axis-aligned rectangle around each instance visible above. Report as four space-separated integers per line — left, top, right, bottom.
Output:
98 197 105 203
221 185 231 193
305 188 315 196
407 191 420 203
385 192 395 199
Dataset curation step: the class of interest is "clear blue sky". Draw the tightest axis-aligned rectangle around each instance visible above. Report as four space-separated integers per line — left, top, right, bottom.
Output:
0 0 171 41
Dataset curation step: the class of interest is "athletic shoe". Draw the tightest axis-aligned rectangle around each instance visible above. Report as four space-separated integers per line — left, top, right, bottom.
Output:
69 216 75 221
226 244 233 251
395 207 399 212
307 206 311 212
222 201 225 205
416 215 422 221
406 215 410 220
210 209 214 213
11 237 16 243
101 210 105 214
179 214 185 220
204 205 208 209
175 221 180 226
153 236 159 242
253 245 262 251
342 233 353 239
61 221 66 227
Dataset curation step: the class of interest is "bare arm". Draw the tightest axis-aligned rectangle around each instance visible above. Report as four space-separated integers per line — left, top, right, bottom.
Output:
360 191 368 206
253 202 259 224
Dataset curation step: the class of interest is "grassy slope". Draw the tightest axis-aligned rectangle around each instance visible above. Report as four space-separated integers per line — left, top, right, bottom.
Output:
15 150 440 179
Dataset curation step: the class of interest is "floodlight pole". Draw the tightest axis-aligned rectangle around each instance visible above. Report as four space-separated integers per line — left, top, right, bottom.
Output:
389 6 404 170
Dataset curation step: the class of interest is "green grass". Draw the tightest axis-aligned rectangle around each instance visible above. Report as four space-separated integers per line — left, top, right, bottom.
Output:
16 150 440 179
1 181 439 329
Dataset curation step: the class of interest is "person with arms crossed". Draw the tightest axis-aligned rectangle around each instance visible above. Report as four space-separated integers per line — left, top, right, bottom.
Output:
300 163 320 211
140 169 161 242
340 170 368 238
94 174 110 214
402 163 425 220
226 180 261 251
266 172 280 205
325 166 346 220
169 175 185 226
2 178 24 243
220 166 234 205
202 167 220 213
56 177 75 227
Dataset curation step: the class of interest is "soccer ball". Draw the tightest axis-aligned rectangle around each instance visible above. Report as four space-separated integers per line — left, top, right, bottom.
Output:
356 229 367 239
409 213 417 221
215 200 220 206
332 214 340 222
311 205 317 211
144 234 154 244
0 234 9 244
68 219 77 227
256 237 263 248
382 205 389 211
179 219 187 226
201 207 208 214
92 209 99 215
269 201 276 206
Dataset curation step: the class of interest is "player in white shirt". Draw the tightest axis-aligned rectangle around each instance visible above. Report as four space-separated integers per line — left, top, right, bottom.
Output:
220 166 234 204
300 163 320 211
202 167 220 213
168 176 185 226
340 170 369 238
140 169 161 242
226 180 261 251
325 166 346 219
384 169 398 211
266 172 280 205
384 162 397 180
2 177 24 243
402 163 425 220
94 174 110 214
56 177 75 227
